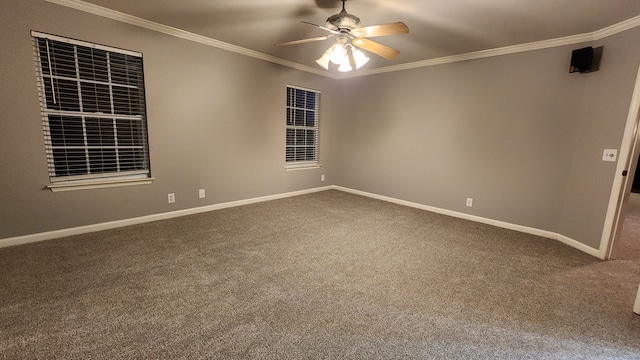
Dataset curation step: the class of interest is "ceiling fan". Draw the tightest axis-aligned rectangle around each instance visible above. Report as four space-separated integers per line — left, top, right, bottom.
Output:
275 0 409 72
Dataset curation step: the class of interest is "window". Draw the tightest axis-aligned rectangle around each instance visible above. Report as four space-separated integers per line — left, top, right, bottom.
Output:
286 85 320 168
32 31 151 190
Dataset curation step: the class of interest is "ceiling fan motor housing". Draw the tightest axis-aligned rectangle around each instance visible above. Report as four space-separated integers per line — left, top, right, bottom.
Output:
274 0 408 66
326 9 360 32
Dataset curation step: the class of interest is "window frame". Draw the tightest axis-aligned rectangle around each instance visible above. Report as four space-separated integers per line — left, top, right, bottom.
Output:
285 85 321 170
32 31 152 191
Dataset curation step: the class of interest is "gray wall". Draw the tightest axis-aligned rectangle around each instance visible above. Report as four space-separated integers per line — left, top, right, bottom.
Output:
558 29 640 248
2 0 639 253
334 28 640 249
0 0 337 238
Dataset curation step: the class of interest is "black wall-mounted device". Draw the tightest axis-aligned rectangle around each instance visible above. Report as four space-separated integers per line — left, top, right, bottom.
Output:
569 47 594 73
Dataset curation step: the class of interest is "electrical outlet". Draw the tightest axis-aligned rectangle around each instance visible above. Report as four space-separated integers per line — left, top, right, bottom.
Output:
321 174 325 182
168 193 175 203
602 149 617 162
199 189 205 199
466 198 473 207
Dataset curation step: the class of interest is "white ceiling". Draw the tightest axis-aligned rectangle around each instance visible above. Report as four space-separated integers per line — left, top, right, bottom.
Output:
78 0 640 74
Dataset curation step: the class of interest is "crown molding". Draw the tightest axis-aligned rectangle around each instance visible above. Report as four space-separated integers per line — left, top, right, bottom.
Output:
342 15 640 79
340 32 594 78
45 0 340 79
593 14 640 40
46 0 640 80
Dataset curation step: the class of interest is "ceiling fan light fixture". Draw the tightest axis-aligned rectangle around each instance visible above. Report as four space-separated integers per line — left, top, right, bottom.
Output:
329 43 346 65
352 48 370 69
346 45 357 69
318 43 368 72
275 0 408 72
338 59 353 72
316 48 332 70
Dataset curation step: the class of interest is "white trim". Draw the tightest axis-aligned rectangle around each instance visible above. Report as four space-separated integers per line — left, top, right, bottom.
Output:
45 0 338 79
31 30 141 57
593 14 640 41
1 185 602 258
634 284 640 315
45 0 640 79
286 84 321 94
340 32 595 78
285 164 322 171
556 234 602 259
47 177 154 192
599 65 640 259
49 170 149 184
333 185 603 259
0 186 332 249
340 16 640 78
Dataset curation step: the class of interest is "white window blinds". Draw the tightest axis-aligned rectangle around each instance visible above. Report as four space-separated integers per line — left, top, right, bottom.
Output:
32 31 150 183
286 85 320 164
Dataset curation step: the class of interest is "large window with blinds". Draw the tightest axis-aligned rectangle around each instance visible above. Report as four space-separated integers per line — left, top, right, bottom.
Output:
286 85 320 167
32 31 150 188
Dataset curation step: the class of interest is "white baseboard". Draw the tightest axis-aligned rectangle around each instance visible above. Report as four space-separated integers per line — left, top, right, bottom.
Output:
634 284 640 315
555 234 603 259
0 186 332 249
0 184 603 259
334 186 604 259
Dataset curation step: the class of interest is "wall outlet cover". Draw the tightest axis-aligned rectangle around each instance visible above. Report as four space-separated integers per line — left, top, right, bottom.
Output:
602 149 617 162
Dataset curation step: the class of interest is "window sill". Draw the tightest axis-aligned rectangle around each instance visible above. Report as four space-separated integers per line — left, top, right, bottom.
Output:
285 163 322 171
46 177 154 192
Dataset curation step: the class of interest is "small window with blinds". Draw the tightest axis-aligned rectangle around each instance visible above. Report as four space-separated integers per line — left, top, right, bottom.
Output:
286 85 320 167
32 31 150 187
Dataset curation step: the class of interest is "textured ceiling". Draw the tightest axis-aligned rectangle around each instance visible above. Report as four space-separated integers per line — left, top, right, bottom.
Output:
79 0 640 73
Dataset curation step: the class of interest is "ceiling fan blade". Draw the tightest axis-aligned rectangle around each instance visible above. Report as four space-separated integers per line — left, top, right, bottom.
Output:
275 35 335 46
352 37 400 60
351 22 409 38
301 21 341 34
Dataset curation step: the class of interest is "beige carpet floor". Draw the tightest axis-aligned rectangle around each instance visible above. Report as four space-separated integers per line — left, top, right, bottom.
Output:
1 190 639 359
